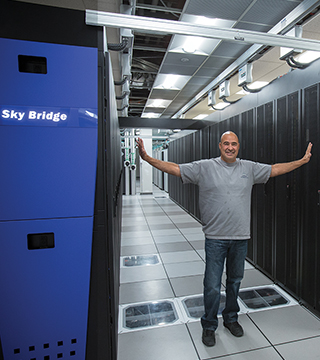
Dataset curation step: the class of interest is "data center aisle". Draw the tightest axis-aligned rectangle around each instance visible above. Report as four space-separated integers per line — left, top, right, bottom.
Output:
118 186 320 360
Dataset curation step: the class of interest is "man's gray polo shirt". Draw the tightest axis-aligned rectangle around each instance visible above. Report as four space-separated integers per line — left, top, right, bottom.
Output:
179 157 271 240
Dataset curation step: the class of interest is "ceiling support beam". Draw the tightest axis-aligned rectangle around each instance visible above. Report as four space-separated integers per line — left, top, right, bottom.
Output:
86 2 320 52
135 4 182 14
118 117 212 130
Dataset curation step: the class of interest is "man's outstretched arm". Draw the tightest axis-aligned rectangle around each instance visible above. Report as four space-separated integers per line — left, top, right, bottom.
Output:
136 137 181 177
270 142 312 177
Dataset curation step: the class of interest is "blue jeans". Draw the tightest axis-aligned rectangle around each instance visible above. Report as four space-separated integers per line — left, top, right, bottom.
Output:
201 238 248 331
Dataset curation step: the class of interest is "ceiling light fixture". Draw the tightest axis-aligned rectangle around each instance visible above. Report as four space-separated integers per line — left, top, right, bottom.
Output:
153 74 191 90
182 45 196 54
146 99 172 108
296 50 320 63
182 36 203 54
236 89 250 95
194 16 219 26
212 102 230 110
141 112 161 118
246 81 269 89
193 114 208 120
162 78 176 89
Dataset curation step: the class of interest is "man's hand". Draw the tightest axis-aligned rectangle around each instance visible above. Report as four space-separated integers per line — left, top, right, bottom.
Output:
270 142 313 177
302 142 312 164
136 137 147 160
136 137 181 177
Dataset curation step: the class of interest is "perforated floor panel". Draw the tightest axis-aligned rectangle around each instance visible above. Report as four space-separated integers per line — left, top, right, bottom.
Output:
121 254 161 267
119 285 298 332
181 294 226 319
239 285 297 311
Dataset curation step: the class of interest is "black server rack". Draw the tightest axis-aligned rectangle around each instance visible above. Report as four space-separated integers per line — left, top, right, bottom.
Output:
301 84 320 312
209 122 220 158
201 126 210 160
229 115 242 158
241 109 256 261
168 139 179 204
255 102 275 276
194 131 201 219
183 135 192 212
274 92 301 295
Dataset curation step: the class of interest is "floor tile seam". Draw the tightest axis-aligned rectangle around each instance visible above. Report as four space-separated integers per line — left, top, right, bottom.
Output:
164 260 206 269
162 259 203 266
246 313 286 360
119 294 182 307
272 334 320 347
184 323 201 360
202 345 277 360
121 223 149 233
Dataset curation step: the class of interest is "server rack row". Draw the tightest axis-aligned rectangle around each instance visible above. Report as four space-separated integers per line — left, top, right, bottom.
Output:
168 86 320 316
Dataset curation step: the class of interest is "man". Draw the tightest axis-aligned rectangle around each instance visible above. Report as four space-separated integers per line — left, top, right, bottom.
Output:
136 131 312 347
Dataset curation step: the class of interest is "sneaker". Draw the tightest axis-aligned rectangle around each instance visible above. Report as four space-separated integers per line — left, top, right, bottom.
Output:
223 321 244 337
202 329 216 347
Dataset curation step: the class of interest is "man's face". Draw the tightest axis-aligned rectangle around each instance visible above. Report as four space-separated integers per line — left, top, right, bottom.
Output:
219 133 240 163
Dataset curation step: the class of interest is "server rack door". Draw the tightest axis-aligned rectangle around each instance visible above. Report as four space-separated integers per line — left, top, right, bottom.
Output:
301 84 319 310
161 151 165 190
229 115 242 158
194 131 201 220
242 109 255 162
255 102 275 276
185 134 193 213
175 138 180 204
200 127 210 160
274 92 300 294
209 123 220 158
187 133 194 216
168 142 173 197
170 139 179 204
275 96 290 287
179 137 185 208
241 109 256 261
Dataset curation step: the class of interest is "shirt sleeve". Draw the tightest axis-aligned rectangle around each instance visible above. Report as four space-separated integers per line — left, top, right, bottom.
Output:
179 161 202 185
252 162 272 184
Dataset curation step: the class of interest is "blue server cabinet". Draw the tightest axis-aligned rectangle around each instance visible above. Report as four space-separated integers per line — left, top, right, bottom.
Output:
0 38 98 359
